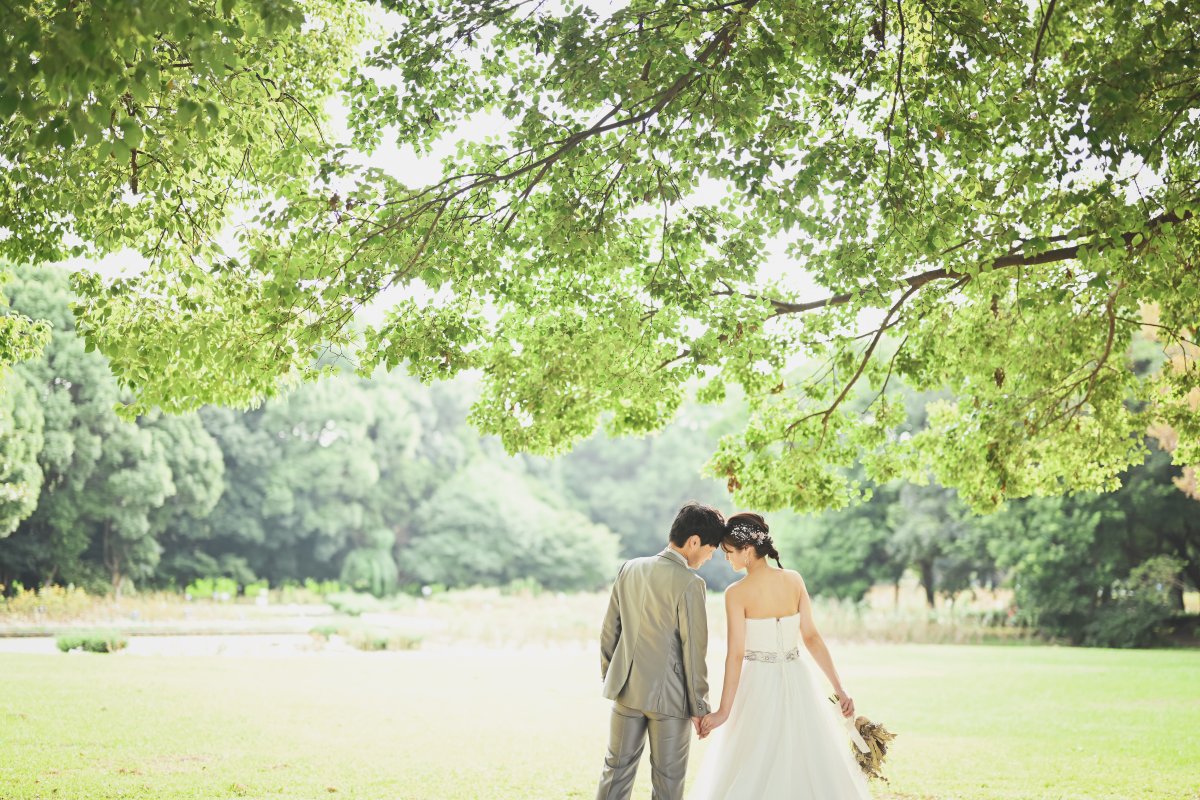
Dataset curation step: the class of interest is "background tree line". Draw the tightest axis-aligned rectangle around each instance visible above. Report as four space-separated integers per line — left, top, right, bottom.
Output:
2 265 1197 646
0 267 622 595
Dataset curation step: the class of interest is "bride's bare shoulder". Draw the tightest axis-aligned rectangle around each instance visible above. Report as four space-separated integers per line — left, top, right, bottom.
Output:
723 577 748 597
782 569 807 589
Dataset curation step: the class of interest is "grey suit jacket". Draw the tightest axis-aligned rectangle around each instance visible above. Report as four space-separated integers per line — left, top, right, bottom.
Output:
600 548 710 718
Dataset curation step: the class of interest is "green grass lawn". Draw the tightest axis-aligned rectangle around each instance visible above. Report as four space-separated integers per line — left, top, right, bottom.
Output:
1 643 1197 799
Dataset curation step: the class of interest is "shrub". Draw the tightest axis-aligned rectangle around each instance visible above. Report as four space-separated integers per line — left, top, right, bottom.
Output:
243 580 269 596
184 577 238 600
339 541 399 598
275 579 343 604
308 624 341 640
1082 599 1174 648
309 624 422 651
1081 557 1187 648
185 578 215 599
184 578 214 599
326 591 382 617
56 630 128 653
502 577 543 597
343 628 423 652
305 579 343 596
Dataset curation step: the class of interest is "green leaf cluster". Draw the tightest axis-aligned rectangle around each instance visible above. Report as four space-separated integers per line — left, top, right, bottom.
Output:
6 0 1200 514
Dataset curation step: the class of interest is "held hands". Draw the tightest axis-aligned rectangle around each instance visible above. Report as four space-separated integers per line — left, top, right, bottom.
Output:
699 709 728 737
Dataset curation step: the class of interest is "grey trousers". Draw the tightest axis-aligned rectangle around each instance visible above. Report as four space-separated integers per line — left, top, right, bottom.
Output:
596 701 692 800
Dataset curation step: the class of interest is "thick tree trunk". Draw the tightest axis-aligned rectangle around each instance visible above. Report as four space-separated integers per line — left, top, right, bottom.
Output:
919 560 936 608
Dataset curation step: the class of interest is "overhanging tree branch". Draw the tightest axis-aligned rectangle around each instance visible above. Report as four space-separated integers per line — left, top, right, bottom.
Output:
751 209 1195 317
361 2 760 252
783 276 935 438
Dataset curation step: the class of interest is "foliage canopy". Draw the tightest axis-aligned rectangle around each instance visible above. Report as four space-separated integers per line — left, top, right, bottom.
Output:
4 0 1200 511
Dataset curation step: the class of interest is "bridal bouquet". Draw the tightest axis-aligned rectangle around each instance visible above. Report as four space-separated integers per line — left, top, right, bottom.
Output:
830 695 897 782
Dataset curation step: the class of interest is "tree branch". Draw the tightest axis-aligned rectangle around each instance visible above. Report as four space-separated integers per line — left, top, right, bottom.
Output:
362 2 759 253
784 278 927 437
1028 0 1057 87
756 209 1194 317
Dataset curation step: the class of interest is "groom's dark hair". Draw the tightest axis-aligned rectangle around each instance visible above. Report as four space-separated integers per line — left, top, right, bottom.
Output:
668 501 726 548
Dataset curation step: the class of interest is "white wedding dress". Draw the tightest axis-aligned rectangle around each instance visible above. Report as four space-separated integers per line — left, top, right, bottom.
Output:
689 613 872 800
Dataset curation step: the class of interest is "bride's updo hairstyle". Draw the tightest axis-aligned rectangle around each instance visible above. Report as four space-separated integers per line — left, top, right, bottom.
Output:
723 512 783 568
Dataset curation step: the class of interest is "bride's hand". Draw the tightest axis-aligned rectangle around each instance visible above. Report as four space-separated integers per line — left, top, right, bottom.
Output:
700 709 728 736
835 691 855 718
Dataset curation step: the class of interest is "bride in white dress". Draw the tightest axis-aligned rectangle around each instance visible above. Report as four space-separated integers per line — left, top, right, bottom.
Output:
689 513 872 800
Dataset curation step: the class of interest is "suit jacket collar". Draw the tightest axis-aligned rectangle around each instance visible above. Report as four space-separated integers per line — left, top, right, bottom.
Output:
660 547 691 570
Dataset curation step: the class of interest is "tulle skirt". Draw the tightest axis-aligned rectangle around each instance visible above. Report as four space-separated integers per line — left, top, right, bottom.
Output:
689 655 872 800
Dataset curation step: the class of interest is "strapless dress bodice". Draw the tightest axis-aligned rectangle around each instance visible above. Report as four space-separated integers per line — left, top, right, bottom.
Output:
744 612 801 662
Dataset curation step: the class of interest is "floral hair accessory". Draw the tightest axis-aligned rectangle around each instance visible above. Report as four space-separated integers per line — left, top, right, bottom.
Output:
729 523 768 545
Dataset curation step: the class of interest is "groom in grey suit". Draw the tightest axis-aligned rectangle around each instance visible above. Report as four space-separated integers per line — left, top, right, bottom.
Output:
596 501 726 800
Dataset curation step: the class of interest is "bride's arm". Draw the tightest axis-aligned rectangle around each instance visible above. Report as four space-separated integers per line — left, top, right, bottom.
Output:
796 574 855 718
701 588 746 734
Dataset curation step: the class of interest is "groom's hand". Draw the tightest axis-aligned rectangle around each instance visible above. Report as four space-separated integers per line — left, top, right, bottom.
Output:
691 716 704 738
699 709 728 737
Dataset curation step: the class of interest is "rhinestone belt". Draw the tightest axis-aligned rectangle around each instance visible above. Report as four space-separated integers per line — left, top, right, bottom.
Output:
744 647 800 663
